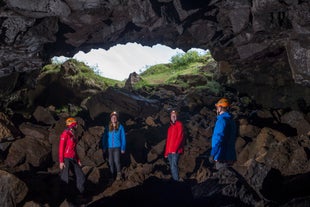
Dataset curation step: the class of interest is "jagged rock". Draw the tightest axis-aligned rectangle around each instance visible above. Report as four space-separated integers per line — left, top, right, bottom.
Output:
33 106 56 125
145 116 157 127
124 72 141 91
18 122 49 139
89 177 193 207
0 112 19 141
281 110 310 135
5 136 51 171
80 126 105 167
86 87 160 119
192 167 264 206
0 170 28 206
146 139 165 163
0 122 14 143
238 118 261 138
1 0 310 110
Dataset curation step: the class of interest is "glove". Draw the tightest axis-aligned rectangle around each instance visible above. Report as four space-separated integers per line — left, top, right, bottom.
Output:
208 155 215 164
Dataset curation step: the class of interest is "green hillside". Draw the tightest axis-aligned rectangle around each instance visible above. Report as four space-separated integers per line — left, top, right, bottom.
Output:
133 50 221 94
44 51 220 94
43 59 123 89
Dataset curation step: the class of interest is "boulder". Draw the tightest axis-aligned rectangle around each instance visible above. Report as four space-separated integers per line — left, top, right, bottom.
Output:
0 170 28 206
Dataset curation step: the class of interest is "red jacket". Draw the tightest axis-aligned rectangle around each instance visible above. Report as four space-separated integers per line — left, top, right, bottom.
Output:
58 128 80 163
164 120 184 157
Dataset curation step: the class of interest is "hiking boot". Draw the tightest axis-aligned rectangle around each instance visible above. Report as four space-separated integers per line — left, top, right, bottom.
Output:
116 172 122 181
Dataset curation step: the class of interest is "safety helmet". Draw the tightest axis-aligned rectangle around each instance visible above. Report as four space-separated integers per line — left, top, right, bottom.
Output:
215 98 230 108
110 111 118 117
66 117 77 127
170 110 177 115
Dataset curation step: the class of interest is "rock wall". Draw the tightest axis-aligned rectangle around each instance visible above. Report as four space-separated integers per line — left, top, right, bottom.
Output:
0 0 309 103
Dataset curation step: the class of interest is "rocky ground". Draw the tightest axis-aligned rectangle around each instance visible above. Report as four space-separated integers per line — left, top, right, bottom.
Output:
0 63 310 207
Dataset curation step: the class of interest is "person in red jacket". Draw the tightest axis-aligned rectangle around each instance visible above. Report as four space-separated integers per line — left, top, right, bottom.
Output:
59 117 85 194
164 110 184 181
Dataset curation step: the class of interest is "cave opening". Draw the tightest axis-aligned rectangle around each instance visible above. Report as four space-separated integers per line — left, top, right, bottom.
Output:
51 42 209 81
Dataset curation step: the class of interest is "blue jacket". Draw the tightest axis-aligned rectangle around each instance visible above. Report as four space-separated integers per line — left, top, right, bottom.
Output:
211 111 237 161
101 124 126 152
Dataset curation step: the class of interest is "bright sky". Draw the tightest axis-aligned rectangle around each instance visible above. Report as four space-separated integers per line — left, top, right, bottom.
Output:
53 42 207 81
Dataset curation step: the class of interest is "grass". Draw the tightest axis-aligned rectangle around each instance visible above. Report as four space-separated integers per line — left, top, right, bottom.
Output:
134 51 220 93
42 51 220 94
42 59 123 89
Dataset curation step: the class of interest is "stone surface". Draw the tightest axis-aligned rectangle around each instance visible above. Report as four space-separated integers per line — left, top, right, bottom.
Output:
0 1 310 107
0 170 28 206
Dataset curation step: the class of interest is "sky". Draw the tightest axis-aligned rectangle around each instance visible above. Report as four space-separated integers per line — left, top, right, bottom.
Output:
53 42 207 81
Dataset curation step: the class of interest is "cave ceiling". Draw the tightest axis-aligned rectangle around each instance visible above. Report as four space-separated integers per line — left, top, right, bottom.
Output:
0 0 310 101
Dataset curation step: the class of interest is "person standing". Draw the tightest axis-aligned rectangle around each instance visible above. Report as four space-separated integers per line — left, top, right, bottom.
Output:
59 117 85 194
101 111 126 181
209 98 237 170
164 110 185 181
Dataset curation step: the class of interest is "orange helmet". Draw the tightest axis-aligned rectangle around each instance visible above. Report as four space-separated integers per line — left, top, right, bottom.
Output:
66 117 77 126
215 98 230 107
110 111 118 117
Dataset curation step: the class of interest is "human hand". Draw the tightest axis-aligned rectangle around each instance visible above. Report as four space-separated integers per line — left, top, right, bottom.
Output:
121 150 125 154
59 162 65 170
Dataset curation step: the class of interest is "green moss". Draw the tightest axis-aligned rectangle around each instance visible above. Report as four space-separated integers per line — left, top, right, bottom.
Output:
131 50 222 94
43 59 123 89
41 64 61 74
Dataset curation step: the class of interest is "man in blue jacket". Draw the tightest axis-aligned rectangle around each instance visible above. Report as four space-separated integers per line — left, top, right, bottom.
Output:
102 111 126 180
210 98 237 170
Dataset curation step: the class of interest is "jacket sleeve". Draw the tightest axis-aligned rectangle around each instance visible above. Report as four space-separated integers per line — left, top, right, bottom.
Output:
210 118 226 160
59 131 67 163
101 127 108 150
120 125 126 152
177 122 184 153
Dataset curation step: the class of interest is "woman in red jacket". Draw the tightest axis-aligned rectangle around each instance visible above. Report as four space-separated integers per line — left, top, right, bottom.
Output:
59 117 85 194
164 110 184 181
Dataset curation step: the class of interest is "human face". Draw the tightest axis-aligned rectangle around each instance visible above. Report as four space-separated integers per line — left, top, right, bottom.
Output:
111 115 117 123
215 105 224 115
71 122 78 131
170 113 177 123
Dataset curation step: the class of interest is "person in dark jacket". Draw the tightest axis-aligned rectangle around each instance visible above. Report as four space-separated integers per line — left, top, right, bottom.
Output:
164 110 185 181
101 111 126 180
209 98 237 170
59 117 85 194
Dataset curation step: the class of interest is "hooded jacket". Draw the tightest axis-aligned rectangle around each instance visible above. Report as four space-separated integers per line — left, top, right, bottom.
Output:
164 120 184 157
58 128 80 163
211 111 237 162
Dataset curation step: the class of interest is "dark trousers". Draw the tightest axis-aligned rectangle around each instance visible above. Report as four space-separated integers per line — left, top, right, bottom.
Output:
60 158 85 193
108 147 121 175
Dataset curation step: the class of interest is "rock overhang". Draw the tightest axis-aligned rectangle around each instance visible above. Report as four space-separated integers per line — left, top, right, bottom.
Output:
0 0 309 98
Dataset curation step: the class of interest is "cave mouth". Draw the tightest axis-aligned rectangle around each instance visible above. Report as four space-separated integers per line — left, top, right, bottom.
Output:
51 42 209 81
